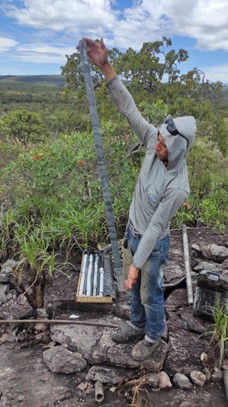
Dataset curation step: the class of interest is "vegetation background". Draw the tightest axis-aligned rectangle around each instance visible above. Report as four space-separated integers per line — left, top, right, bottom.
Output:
0 38 227 307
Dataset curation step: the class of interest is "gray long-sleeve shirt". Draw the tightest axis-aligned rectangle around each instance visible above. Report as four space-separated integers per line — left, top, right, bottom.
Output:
107 76 194 269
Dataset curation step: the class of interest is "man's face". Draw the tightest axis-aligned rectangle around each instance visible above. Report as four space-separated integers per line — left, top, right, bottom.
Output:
154 132 168 163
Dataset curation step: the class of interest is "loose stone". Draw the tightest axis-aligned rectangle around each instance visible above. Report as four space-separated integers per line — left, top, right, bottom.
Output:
158 371 172 389
190 370 207 386
173 373 192 389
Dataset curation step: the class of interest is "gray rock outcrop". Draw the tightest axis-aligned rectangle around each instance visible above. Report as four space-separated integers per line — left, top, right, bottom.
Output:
43 344 87 374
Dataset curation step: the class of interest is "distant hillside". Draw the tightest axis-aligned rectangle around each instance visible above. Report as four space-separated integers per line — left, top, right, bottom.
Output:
0 75 66 89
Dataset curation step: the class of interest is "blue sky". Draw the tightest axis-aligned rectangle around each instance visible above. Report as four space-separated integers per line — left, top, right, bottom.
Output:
0 0 228 83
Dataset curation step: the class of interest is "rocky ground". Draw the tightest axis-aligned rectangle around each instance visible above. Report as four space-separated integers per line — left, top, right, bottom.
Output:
0 226 228 407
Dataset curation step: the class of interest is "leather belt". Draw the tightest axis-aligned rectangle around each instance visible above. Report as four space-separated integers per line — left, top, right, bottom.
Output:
128 220 142 238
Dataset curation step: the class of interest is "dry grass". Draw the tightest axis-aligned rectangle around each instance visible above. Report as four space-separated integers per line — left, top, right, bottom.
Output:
118 374 160 407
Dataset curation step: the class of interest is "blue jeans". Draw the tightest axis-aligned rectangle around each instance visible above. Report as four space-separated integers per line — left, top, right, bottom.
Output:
126 227 170 341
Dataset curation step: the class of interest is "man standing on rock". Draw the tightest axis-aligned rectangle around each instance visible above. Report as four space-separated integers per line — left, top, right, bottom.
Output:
79 38 196 361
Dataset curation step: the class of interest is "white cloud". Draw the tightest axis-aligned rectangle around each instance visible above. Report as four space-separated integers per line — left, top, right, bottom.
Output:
0 35 76 65
167 0 228 50
3 0 228 51
4 0 116 34
0 37 18 51
17 43 74 55
110 0 228 51
17 53 68 65
15 43 76 64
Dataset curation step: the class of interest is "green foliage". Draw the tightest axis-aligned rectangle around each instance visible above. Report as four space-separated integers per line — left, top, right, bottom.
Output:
0 138 22 175
211 301 228 367
15 223 56 276
138 99 169 126
113 37 188 94
202 300 228 368
187 139 220 195
0 123 137 255
1 109 44 146
171 203 196 229
2 132 96 198
172 139 228 229
198 187 228 230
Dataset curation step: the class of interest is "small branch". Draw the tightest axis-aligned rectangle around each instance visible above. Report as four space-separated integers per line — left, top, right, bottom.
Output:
21 268 39 297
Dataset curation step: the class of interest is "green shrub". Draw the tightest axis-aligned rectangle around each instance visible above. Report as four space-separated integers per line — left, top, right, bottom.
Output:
172 138 228 229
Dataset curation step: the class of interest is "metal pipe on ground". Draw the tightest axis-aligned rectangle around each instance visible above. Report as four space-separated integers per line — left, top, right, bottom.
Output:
224 367 228 403
86 253 94 296
79 252 88 295
93 253 99 296
0 319 119 328
182 224 193 305
79 250 115 298
95 380 104 403
99 267 104 296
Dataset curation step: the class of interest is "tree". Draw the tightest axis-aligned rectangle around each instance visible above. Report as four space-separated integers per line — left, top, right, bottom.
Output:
1 109 44 146
62 37 188 97
115 37 188 93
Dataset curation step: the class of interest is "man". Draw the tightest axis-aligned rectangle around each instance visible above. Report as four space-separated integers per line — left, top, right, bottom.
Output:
79 38 196 361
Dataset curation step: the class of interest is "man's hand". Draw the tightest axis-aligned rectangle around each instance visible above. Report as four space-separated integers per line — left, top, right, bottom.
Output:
78 38 109 68
124 264 139 290
78 38 117 83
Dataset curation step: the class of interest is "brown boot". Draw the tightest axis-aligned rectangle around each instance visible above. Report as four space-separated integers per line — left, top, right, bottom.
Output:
112 321 144 343
131 338 160 361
